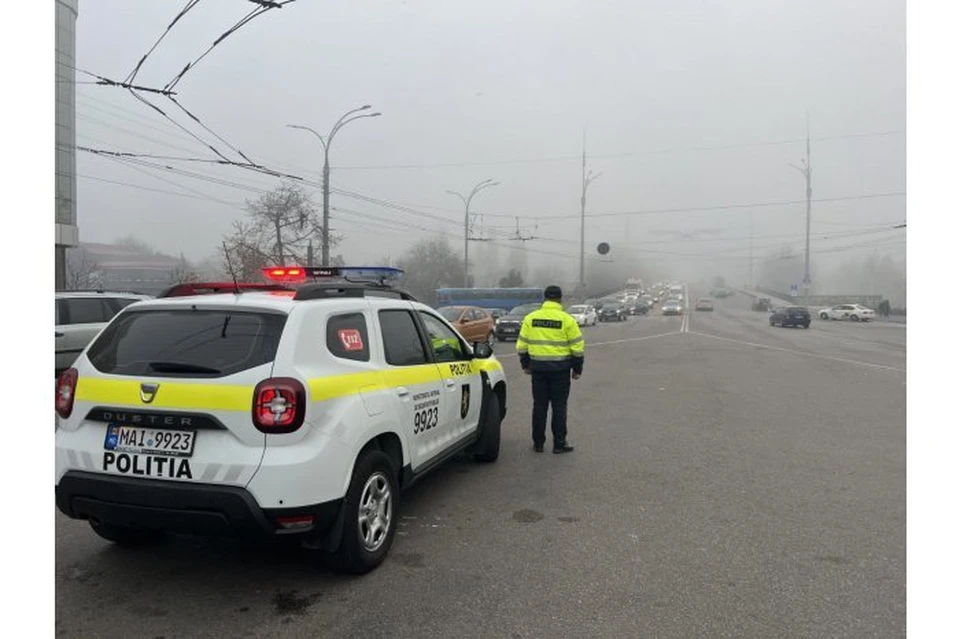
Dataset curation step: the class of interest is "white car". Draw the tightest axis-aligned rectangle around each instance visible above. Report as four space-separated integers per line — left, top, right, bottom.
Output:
56 291 152 375
55 269 507 574
567 304 598 326
818 304 876 322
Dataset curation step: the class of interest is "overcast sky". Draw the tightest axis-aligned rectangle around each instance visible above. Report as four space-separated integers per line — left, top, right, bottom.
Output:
74 0 905 284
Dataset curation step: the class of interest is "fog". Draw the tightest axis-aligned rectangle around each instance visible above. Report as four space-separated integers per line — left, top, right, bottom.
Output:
73 0 905 301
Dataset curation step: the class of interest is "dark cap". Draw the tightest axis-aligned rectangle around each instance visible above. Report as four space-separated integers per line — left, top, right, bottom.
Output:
544 285 563 300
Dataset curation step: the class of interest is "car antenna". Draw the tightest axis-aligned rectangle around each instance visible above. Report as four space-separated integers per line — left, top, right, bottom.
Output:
221 241 241 295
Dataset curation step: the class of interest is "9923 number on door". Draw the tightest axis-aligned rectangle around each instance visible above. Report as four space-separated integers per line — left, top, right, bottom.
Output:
413 407 439 434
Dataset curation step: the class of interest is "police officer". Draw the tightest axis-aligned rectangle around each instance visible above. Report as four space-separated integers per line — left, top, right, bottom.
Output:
517 285 584 453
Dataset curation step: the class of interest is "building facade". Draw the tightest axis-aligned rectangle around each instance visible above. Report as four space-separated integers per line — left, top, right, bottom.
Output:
55 0 80 290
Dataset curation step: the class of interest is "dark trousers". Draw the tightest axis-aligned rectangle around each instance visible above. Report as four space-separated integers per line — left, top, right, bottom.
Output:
531 370 571 446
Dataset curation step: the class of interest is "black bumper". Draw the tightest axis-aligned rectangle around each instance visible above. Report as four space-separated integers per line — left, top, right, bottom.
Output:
56 471 341 540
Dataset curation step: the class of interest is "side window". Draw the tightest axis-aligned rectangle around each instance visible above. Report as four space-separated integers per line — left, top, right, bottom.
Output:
467 309 481 321
64 298 112 325
110 298 140 313
418 312 468 363
327 313 370 362
378 310 428 366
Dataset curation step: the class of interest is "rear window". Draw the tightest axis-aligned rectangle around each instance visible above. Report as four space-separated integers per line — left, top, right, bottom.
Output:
326 313 370 362
87 309 287 378
437 307 462 321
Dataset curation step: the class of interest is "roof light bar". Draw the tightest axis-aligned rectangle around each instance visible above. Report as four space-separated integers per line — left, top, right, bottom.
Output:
262 266 403 283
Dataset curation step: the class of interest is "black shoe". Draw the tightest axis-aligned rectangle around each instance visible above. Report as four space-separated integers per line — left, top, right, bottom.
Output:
553 442 574 454
533 443 544 453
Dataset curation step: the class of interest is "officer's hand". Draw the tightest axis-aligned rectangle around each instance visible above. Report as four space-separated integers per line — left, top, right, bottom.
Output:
572 372 581 380
523 368 531 375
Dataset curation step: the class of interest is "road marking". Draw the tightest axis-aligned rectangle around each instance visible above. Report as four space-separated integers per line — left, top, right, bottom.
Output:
590 331 682 348
687 330 906 373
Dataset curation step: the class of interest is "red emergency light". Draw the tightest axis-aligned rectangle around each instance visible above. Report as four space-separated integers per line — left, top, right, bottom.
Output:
262 267 307 283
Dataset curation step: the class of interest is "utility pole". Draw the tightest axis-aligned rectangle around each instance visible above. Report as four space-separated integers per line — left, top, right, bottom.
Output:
287 105 381 266
579 128 601 290
447 179 499 287
748 211 754 290
789 113 812 305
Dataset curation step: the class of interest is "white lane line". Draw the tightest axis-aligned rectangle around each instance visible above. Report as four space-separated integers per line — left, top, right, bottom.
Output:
591 331 683 347
687 330 906 373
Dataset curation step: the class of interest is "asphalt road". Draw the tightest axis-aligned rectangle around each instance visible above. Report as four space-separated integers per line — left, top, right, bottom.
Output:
55 289 906 637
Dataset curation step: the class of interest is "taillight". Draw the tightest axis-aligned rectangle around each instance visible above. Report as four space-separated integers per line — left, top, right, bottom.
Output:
56 368 78 419
252 377 306 434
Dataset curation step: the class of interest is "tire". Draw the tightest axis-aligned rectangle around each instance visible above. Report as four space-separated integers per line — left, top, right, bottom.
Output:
850 315 859 322
803 322 810 329
324 450 399 574
486 332 495 347
496 334 504 342
473 392 501 463
819 312 829 320
89 520 164 547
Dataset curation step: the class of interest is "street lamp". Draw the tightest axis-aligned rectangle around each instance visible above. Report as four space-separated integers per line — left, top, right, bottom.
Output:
447 179 499 287
287 105 381 266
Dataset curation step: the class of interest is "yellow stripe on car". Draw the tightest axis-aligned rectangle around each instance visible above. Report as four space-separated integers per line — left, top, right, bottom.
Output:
75 377 253 411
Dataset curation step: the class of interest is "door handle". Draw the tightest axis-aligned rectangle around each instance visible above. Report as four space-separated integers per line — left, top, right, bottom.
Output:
396 387 409 397
445 379 456 388
55 332 64 338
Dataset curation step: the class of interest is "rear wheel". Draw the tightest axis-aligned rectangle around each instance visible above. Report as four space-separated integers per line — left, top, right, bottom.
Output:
850 314 859 322
819 312 829 320
89 520 164 547
324 450 398 574
473 393 501 463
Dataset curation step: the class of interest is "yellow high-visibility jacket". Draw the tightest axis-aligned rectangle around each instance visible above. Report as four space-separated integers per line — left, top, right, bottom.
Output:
516 300 585 374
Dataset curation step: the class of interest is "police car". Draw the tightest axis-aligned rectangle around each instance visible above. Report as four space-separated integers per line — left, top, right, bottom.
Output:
55 267 507 574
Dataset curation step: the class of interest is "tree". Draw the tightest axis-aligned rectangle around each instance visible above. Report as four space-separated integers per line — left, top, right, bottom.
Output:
394 236 465 305
221 183 339 278
168 253 200 285
64 247 100 290
498 268 524 288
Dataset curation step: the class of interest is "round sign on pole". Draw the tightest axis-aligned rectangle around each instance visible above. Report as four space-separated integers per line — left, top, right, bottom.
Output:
597 242 610 255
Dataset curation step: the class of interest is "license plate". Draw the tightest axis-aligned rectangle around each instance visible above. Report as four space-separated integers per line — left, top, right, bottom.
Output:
104 424 196 458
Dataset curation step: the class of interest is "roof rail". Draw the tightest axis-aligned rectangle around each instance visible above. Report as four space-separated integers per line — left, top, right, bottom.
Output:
60 288 147 295
293 282 418 302
156 282 293 298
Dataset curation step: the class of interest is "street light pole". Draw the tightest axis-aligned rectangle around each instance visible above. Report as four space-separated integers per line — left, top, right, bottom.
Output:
447 179 499 287
287 105 381 265
579 129 601 290
789 114 812 305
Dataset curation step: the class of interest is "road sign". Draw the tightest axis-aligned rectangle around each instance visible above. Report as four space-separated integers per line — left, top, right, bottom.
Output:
790 284 799 298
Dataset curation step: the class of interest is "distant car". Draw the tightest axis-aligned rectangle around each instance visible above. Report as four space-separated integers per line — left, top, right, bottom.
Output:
752 297 772 312
818 304 876 322
437 305 496 346
484 308 509 321
662 301 683 316
598 303 629 322
695 298 714 311
56 291 152 375
770 306 811 328
567 304 598 327
495 302 542 341
630 300 651 315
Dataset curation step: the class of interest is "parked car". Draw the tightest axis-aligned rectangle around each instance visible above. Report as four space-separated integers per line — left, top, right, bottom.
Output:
56 291 152 375
437 306 496 345
770 306 811 328
484 307 510 321
567 304 598 326
751 297 772 312
495 303 542 341
817 304 876 322
695 298 714 311
598 303 629 322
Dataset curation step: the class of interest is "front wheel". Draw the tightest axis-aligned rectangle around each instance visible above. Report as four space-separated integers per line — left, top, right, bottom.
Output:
324 450 399 574
486 332 495 347
819 312 829 320
850 315 859 322
473 392 501 462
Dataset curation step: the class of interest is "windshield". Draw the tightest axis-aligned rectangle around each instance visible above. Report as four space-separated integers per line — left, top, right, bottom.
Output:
509 304 541 316
568 305 587 313
437 307 463 321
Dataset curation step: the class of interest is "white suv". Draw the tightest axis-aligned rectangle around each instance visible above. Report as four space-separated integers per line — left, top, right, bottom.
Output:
55 281 507 574
56 291 151 375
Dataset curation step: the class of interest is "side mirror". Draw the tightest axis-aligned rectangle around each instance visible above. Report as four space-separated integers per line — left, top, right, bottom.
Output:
472 342 493 359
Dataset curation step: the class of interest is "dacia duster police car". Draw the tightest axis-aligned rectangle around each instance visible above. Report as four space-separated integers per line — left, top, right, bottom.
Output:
55 267 507 574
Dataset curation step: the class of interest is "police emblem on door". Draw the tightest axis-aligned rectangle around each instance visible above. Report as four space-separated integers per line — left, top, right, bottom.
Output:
460 384 470 419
